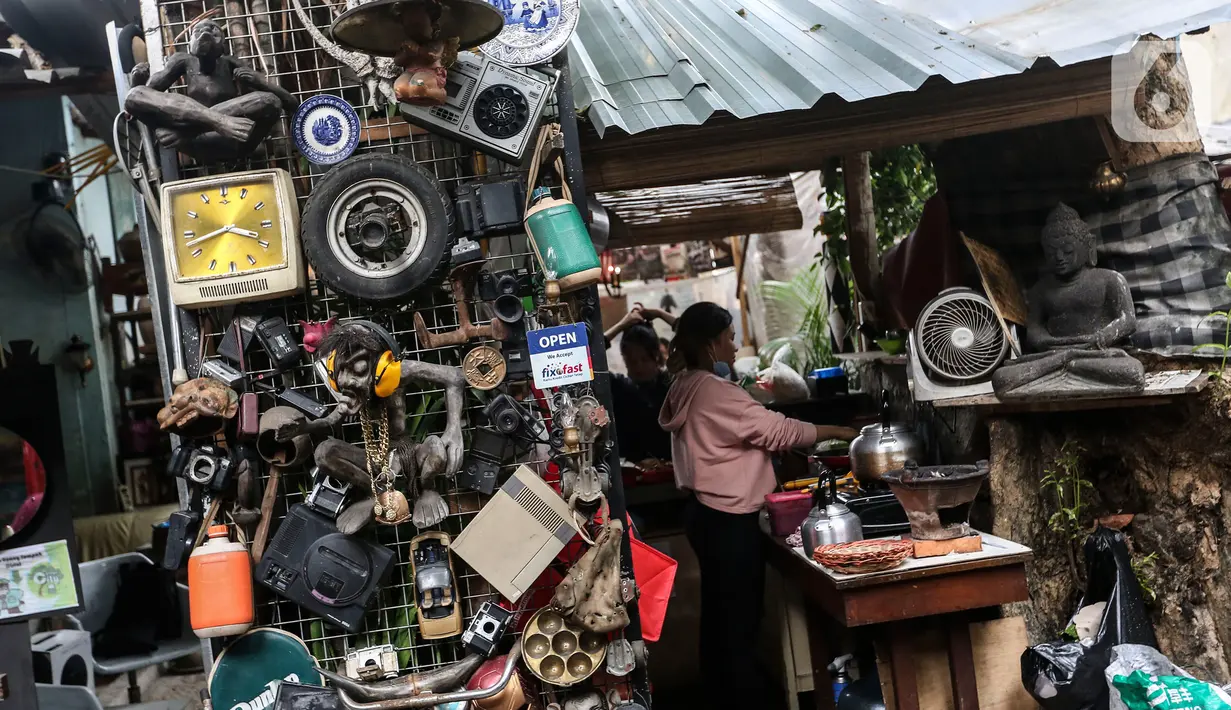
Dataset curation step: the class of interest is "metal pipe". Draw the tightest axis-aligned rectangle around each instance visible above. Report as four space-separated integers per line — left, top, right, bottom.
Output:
330 639 522 710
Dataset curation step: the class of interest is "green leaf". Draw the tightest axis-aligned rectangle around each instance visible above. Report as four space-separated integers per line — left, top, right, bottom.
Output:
308 620 327 662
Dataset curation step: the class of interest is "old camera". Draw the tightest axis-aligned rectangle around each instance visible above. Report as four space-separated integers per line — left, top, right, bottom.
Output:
305 468 351 520
477 268 526 302
462 601 512 657
484 394 544 441
167 444 235 493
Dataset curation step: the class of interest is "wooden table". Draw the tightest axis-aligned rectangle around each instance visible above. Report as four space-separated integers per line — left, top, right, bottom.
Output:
765 531 1032 710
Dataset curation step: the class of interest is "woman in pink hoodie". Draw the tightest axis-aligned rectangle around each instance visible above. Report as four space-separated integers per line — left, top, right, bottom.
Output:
659 302 856 707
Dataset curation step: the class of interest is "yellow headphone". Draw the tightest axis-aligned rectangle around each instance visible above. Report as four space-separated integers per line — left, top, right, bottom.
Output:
324 320 402 398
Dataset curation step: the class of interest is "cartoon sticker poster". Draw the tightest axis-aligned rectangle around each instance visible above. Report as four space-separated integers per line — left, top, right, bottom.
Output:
0 540 77 619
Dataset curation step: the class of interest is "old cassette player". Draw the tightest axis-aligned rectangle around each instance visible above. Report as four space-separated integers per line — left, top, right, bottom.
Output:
256 503 394 632
399 52 557 165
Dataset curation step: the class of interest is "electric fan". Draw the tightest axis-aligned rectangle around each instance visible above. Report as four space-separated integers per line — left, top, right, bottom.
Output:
908 287 1011 402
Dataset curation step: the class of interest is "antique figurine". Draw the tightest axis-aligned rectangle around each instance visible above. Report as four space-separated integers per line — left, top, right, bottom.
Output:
393 36 459 105
275 321 465 530
156 377 239 438
991 203 1145 400
124 20 299 162
390 1 460 105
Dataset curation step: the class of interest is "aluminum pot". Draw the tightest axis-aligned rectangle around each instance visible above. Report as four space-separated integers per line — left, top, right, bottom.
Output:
849 391 925 482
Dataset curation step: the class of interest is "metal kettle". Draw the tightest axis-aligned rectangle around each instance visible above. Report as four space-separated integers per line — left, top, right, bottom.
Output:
801 468 863 551
849 390 925 482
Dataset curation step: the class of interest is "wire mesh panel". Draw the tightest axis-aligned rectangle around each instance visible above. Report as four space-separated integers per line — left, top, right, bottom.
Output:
134 0 638 705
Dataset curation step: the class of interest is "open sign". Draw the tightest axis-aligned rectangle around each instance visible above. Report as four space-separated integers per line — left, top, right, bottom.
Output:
527 323 592 388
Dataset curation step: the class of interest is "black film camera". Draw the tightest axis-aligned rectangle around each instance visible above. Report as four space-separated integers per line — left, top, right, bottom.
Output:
167 444 235 494
483 394 545 442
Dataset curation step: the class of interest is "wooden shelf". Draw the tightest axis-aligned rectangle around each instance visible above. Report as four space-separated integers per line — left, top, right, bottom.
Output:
931 369 1210 413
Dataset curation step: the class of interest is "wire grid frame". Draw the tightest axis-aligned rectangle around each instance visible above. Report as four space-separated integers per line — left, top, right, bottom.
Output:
140 0 634 703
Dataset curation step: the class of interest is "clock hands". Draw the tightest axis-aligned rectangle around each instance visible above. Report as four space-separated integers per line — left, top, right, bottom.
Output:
185 225 232 247
227 226 261 239
184 224 262 248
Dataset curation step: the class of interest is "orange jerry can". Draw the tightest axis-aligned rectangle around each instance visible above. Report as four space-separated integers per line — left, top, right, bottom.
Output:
188 525 254 638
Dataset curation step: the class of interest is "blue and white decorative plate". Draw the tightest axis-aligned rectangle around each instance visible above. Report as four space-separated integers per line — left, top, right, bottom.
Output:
479 0 579 68
292 95 360 165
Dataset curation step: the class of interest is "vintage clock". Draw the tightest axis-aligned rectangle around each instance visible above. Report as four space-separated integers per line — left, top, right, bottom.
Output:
159 169 305 308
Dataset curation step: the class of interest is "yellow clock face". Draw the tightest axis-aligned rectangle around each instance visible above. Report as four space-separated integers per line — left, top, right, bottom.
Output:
169 177 286 281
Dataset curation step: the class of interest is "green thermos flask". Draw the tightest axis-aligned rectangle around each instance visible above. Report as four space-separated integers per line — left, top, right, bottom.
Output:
524 187 602 292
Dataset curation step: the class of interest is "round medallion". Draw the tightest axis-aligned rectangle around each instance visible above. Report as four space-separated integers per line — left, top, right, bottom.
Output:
479 0 580 68
292 95 360 165
463 345 507 390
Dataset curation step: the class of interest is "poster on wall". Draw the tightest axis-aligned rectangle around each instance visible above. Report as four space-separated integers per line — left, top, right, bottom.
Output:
0 539 78 620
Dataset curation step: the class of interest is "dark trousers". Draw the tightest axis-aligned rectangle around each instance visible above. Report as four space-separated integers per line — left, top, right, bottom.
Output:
685 496 767 708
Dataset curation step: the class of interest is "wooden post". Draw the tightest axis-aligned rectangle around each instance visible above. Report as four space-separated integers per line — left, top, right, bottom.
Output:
843 152 879 342
730 236 755 349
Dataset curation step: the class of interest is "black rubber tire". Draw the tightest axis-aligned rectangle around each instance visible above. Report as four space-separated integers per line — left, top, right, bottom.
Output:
301 154 455 302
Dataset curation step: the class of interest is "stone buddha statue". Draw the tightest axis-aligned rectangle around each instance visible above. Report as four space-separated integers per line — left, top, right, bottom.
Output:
991 203 1145 400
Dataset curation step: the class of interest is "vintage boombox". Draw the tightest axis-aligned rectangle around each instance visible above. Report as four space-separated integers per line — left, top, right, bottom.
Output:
399 52 557 165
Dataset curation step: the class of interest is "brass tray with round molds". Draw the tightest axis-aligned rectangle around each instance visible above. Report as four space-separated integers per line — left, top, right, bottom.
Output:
520 607 607 688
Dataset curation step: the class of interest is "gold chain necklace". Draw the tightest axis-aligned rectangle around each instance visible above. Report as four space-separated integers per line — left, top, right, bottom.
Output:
360 407 407 523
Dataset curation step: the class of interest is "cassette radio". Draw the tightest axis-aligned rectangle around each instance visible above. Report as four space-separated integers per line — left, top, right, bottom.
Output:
399 52 557 165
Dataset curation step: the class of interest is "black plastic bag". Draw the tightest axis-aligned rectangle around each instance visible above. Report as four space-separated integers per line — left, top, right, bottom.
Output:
1021 527 1158 710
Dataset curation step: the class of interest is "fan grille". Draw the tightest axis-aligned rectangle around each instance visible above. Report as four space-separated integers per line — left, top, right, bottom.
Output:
915 289 1008 381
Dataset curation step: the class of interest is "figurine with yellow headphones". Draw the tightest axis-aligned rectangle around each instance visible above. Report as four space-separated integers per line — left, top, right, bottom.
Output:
275 319 467 530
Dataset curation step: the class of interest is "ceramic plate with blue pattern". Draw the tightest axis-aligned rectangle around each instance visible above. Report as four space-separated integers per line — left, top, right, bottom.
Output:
293 95 360 165
479 0 579 67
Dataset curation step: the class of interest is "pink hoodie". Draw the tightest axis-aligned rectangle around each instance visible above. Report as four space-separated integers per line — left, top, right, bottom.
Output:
659 370 817 514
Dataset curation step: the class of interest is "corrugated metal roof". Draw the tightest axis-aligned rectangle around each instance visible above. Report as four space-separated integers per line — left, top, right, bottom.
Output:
568 0 1231 137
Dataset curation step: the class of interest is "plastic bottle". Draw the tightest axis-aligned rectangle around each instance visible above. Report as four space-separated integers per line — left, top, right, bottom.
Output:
523 187 601 293
188 525 254 638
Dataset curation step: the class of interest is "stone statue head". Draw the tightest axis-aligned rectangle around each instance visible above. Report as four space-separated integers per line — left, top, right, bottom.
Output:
1041 202 1097 279
189 19 226 60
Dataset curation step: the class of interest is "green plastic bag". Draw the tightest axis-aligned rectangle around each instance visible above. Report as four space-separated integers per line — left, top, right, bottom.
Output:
1112 670 1231 710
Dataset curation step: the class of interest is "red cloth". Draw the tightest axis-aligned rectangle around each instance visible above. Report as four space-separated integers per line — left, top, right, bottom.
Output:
880 194 965 331
12 493 43 532
22 441 44 496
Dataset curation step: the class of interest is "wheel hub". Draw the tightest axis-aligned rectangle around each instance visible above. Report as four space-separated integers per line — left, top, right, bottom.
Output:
326 179 429 279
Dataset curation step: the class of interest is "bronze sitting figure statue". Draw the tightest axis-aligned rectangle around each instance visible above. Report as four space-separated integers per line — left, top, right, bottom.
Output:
991 202 1145 400
124 20 298 162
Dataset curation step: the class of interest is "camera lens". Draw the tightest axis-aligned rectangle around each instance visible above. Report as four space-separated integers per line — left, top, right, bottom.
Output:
495 273 519 296
494 407 520 434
